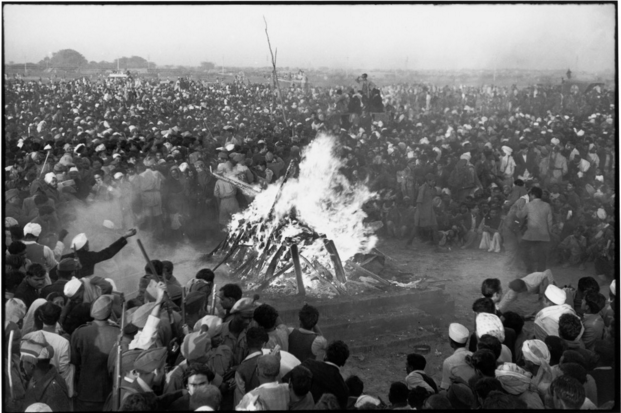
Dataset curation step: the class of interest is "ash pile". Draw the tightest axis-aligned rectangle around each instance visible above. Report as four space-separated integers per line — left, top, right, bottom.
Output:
207 134 429 298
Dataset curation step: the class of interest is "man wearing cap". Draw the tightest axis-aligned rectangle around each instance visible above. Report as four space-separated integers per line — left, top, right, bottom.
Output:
236 353 290 410
70 294 120 411
31 172 62 206
22 222 62 273
441 323 474 390
533 284 576 341
20 331 72 412
23 302 73 395
547 143 568 185
61 228 136 279
118 347 185 410
516 186 553 273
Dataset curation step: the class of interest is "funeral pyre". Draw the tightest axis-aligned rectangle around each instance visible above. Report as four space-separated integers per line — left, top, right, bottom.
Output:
209 134 382 297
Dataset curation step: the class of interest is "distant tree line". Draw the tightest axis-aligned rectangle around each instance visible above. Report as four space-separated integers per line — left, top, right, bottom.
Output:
9 49 217 72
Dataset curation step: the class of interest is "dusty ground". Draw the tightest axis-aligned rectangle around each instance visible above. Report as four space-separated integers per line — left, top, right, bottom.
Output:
336 236 612 400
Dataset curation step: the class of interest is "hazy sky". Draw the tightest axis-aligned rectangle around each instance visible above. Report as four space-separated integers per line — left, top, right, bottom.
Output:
4 4 615 71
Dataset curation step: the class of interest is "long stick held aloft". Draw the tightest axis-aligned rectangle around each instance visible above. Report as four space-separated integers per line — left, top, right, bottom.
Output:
137 239 162 282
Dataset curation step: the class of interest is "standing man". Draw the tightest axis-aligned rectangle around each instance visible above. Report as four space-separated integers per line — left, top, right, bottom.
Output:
62 229 136 278
70 295 119 411
517 186 553 274
409 173 439 250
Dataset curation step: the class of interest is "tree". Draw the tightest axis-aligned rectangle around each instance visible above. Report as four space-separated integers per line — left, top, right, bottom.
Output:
200 61 215 70
40 49 87 70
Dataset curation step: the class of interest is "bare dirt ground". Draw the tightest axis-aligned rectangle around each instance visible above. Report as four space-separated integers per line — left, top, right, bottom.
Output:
337 236 612 400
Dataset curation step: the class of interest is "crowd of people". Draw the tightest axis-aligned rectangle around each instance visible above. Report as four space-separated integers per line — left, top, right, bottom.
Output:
3 71 617 411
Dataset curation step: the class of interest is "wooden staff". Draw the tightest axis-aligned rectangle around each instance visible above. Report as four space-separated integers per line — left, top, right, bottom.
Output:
39 149 51 178
181 287 186 327
7 330 14 400
211 283 217 315
115 295 126 411
290 243 305 296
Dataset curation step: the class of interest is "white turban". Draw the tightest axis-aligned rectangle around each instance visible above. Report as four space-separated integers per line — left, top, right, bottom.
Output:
63 277 82 298
95 144 106 152
502 146 513 156
71 233 88 250
550 138 560 146
460 152 471 161
69 167 79 172
610 280 616 296
24 223 42 237
597 208 607 220
522 339 550 366
476 313 505 342
44 172 57 184
179 162 189 173
114 172 124 180
576 130 585 137
544 284 566 305
419 137 430 145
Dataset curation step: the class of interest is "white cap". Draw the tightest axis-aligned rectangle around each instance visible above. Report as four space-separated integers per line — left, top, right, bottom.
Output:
476 313 505 342
419 137 429 145
44 172 57 184
597 208 607 220
24 222 42 237
95 144 106 152
610 280 616 296
63 277 82 298
69 167 79 172
551 138 560 146
449 323 469 343
104 278 118 292
102 220 116 229
179 162 189 172
544 284 566 305
114 172 124 180
194 315 223 338
71 233 88 250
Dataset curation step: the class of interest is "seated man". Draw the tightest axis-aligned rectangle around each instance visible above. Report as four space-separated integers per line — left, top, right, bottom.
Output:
497 269 555 314
479 207 503 253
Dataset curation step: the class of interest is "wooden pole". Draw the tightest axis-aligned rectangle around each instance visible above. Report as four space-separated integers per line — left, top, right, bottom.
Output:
290 243 306 296
323 239 348 284
263 16 289 129
115 296 126 410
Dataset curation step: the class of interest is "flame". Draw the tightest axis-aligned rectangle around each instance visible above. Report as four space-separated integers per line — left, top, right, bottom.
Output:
228 133 377 287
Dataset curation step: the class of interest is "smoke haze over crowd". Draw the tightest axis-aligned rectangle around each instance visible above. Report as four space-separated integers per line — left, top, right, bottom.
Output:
4 4 615 72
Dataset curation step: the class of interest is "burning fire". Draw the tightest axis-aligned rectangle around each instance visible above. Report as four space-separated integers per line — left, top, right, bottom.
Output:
225 133 378 294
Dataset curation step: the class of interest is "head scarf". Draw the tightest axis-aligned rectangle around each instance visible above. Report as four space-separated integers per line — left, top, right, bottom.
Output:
476 312 505 342
495 363 532 395
21 299 48 336
6 298 27 324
